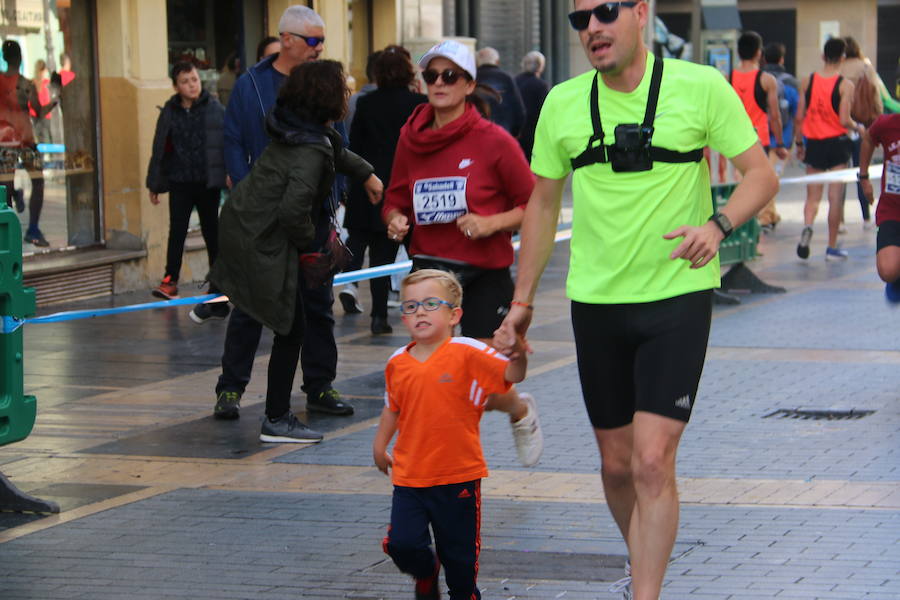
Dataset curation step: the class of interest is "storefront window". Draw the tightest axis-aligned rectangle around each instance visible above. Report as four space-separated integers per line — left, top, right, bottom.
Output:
0 0 99 251
166 0 268 108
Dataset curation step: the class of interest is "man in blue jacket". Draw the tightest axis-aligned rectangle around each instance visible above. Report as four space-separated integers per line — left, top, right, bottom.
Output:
203 5 355 439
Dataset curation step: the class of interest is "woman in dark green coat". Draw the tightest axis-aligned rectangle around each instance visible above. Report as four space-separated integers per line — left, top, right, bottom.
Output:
210 60 382 442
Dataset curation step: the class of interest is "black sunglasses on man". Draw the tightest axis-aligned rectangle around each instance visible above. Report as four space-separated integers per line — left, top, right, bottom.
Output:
568 2 638 30
284 32 325 47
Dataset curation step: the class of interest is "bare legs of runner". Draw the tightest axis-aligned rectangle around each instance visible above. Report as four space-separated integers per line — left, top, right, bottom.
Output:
595 412 687 600
803 164 848 249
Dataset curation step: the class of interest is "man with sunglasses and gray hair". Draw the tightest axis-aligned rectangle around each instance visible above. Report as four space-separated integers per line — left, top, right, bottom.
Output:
204 5 356 441
494 1 778 598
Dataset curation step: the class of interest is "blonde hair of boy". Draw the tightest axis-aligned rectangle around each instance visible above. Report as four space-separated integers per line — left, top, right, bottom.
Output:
401 269 463 307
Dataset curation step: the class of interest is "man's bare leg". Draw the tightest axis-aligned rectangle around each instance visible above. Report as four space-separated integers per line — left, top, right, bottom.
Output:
594 424 636 543
595 413 686 600
876 246 900 283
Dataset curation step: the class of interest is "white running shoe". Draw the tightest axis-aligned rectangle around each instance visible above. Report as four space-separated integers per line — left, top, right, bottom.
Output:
609 561 632 599
511 393 543 467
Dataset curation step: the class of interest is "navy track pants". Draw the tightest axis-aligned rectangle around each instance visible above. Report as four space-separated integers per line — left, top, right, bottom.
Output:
384 480 481 599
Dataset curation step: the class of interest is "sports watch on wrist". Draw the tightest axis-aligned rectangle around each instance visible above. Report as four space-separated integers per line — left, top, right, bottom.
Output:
708 212 734 239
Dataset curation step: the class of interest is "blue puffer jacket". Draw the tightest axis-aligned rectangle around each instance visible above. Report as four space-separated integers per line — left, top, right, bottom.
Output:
224 54 348 190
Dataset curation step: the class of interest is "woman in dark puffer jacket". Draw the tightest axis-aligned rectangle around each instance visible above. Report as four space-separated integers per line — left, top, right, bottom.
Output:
210 60 382 443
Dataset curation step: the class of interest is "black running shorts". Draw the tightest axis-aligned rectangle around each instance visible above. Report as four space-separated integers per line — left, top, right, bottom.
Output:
877 220 900 251
571 290 713 429
804 136 851 171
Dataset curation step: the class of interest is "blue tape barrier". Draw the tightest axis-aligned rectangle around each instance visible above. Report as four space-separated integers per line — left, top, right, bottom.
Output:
1 226 575 334
1 294 218 334
36 143 66 153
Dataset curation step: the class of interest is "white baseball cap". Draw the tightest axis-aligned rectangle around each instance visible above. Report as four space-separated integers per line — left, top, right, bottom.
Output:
418 40 477 80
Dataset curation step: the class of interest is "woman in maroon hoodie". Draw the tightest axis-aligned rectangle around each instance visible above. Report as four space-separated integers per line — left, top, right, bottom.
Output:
382 40 543 469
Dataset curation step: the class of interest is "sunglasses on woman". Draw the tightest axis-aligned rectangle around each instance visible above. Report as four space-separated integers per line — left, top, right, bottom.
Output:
568 2 638 30
285 32 325 47
422 68 467 85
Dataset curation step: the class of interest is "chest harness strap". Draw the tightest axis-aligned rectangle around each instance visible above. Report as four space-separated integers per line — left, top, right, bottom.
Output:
570 56 705 171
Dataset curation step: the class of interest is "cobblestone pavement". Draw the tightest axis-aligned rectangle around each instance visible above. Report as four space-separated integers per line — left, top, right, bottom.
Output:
1 178 898 599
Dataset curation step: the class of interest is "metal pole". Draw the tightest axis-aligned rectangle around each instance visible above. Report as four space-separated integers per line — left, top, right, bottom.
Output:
42 0 57 72
691 0 702 63
644 0 656 50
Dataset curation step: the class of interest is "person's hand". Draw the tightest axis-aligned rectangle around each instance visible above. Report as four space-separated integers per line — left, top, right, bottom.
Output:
364 173 383 204
456 213 493 240
663 221 723 269
775 146 789 160
795 143 805 162
387 214 410 242
493 304 534 358
374 449 393 475
861 178 875 205
149 192 160 205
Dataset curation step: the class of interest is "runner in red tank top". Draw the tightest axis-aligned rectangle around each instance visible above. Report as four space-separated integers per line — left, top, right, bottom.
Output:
794 38 865 261
732 32 785 158
859 114 900 302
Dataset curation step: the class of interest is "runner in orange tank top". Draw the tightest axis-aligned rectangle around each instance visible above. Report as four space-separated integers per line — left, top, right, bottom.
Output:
731 32 785 158
794 38 865 261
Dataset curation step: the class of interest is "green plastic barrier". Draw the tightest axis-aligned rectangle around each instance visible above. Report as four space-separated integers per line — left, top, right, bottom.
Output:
710 183 785 301
0 195 37 447
711 183 760 266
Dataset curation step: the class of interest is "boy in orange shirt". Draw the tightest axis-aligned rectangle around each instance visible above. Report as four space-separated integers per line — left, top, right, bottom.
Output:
373 269 527 599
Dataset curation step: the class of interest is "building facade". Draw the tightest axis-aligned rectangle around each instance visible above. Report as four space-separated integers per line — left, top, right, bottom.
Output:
10 0 896 305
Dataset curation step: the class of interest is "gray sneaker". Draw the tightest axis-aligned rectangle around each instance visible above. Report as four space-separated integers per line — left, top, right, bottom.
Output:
260 411 323 444
213 390 241 420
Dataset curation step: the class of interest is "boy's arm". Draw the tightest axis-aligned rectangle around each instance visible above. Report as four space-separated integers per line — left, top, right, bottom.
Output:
372 407 399 475
503 335 528 384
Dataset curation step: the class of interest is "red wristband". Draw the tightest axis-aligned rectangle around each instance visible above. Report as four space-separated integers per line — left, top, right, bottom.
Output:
511 301 533 310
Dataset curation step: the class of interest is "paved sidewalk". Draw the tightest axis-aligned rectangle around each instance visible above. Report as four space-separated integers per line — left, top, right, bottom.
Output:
0 178 898 599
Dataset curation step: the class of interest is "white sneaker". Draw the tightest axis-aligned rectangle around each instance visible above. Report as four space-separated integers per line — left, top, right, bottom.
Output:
864 219 876 231
338 285 363 314
511 393 543 467
386 290 401 308
609 561 633 600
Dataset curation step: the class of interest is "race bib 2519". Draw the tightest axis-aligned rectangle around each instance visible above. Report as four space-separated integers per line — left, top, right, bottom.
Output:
412 176 468 224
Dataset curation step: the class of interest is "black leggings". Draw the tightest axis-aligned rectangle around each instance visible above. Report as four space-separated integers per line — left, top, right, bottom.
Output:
4 178 44 237
165 182 220 280
848 136 871 221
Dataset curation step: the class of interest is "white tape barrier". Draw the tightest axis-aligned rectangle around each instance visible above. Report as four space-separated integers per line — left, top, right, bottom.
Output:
778 165 882 185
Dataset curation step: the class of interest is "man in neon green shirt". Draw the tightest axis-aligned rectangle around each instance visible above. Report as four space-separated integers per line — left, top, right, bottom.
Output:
494 2 778 599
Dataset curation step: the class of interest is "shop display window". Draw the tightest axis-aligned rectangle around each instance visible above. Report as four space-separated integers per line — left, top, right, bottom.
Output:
0 0 99 251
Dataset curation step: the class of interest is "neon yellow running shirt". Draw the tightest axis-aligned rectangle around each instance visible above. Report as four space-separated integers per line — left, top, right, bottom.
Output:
531 54 757 304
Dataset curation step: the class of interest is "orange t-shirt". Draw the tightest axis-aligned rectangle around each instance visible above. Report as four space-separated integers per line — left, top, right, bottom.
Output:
384 337 513 488
731 69 769 146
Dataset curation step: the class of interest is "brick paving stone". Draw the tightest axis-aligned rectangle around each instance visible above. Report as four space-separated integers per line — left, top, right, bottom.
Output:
1 489 898 599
